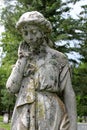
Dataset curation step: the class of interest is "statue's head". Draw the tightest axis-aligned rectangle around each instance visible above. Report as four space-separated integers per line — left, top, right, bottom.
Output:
16 11 52 47
16 11 52 34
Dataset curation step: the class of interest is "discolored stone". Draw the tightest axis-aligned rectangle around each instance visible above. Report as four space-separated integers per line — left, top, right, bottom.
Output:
6 11 77 130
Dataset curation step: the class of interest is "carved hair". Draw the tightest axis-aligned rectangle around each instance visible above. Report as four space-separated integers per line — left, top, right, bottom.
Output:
16 11 52 34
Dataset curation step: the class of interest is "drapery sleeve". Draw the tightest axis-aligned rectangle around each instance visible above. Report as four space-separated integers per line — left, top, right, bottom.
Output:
59 63 77 130
6 42 29 94
6 57 27 94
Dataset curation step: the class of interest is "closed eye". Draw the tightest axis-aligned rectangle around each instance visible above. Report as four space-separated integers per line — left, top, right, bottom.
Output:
32 30 37 34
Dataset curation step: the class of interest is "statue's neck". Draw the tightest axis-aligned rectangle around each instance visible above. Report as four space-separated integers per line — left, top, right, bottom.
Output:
29 40 48 56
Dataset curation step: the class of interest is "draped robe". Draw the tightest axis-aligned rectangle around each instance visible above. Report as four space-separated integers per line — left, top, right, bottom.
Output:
6 44 76 130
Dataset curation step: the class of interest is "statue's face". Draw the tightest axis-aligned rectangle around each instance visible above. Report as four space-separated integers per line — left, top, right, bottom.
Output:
21 24 44 48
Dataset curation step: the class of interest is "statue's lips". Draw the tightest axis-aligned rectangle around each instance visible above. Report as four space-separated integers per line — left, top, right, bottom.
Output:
27 40 35 43
27 40 38 44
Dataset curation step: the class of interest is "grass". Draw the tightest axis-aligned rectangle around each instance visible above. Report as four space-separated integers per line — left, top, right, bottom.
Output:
0 116 10 130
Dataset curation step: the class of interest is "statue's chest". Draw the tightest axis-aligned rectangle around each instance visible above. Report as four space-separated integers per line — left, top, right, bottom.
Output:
23 53 59 77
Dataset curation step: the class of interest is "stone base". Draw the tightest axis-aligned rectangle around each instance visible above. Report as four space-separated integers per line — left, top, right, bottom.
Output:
78 123 87 130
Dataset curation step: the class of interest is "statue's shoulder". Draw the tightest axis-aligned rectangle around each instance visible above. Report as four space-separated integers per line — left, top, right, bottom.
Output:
47 47 68 65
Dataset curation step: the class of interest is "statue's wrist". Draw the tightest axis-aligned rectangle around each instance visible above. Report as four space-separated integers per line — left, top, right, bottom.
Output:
18 54 28 59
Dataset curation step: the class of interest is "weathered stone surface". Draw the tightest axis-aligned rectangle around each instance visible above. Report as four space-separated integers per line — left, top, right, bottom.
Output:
6 11 77 130
78 123 87 130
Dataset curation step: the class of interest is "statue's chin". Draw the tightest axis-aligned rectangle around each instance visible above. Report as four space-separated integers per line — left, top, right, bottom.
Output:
29 40 44 49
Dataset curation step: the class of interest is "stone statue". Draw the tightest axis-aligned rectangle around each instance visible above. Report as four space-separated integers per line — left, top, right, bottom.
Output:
6 11 77 130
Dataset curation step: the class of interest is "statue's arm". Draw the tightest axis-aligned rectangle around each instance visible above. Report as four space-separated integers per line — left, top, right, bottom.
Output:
64 71 77 130
60 64 77 130
6 42 29 94
6 57 27 93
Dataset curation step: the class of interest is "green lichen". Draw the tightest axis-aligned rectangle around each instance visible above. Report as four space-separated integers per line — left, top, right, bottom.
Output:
36 101 45 119
26 84 35 103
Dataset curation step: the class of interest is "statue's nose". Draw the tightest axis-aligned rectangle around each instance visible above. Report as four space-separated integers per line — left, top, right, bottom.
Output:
28 33 33 40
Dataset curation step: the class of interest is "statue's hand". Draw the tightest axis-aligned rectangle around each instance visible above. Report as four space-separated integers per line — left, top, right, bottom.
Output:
18 42 30 58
